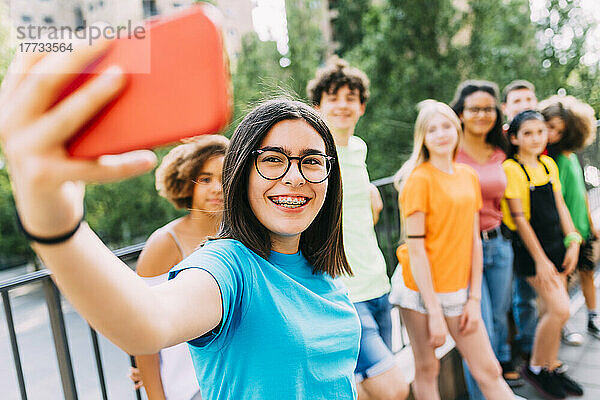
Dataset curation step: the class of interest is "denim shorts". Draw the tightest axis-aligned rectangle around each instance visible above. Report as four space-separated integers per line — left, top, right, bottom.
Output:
354 294 396 382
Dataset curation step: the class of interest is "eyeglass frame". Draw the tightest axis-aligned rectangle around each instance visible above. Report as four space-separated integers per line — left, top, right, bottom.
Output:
251 148 336 183
463 106 497 115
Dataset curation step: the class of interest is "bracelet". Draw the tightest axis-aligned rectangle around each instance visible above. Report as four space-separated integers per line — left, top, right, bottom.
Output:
468 296 481 302
564 231 583 248
15 210 85 245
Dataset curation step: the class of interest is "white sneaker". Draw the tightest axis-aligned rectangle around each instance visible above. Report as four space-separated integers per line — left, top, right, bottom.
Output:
561 327 584 346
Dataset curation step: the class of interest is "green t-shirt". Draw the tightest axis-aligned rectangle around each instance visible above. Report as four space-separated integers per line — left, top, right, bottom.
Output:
337 136 390 303
557 153 590 239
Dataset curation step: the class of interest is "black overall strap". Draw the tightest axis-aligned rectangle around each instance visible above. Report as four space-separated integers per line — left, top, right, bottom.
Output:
512 157 533 189
511 156 551 189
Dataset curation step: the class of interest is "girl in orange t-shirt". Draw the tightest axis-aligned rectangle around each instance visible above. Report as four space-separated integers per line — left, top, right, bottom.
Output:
393 100 513 400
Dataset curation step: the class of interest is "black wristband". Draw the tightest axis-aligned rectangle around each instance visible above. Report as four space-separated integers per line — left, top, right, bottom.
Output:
15 210 85 245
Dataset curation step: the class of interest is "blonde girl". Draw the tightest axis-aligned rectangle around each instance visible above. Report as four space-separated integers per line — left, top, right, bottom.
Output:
394 100 513 400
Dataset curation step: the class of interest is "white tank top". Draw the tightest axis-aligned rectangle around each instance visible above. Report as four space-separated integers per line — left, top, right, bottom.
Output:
140 228 201 400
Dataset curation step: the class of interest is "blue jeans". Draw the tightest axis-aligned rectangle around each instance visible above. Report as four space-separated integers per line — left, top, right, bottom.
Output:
463 234 513 400
354 293 395 381
512 274 537 355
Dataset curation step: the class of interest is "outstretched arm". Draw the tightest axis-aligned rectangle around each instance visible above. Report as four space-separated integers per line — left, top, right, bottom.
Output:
0 36 222 355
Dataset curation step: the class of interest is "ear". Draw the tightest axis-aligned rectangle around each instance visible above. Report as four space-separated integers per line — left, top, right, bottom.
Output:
509 134 519 146
501 103 507 116
359 103 366 116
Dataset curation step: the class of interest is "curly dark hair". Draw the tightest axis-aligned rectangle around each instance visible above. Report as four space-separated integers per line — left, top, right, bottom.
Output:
539 95 596 154
306 56 370 106
155 135 229 209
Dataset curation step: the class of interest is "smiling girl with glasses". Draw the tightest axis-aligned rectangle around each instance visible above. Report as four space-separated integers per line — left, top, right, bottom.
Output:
450 80 523 395
0 41 361 399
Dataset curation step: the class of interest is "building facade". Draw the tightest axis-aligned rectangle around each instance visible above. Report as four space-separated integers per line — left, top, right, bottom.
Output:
5 0 254 59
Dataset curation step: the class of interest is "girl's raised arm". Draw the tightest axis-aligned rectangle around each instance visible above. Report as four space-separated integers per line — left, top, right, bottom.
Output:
0 37 222 354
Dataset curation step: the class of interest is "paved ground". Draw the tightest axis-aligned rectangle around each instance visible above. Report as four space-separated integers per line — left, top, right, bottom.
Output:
512 273 600 400
511 206 600 400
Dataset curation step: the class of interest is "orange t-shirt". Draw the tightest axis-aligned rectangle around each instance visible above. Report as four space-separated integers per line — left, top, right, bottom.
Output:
398 162 482 293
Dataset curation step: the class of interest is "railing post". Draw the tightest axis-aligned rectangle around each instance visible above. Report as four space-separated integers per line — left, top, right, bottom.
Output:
43 278 78 400
2 291 28 400
89 327 108 400
130 355 143 400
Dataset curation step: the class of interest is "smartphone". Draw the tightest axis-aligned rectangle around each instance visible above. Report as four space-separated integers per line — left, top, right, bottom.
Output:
62 4 231 158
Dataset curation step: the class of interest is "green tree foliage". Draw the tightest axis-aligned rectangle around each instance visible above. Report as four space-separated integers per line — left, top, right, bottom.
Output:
343 0 465 178
328 0 371 55
331 0 598 179
227 33 288 136
285 0 327 98
84 161 184 249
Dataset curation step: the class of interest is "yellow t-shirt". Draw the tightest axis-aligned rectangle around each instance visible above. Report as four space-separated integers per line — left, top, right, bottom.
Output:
399 162 482 293
501 155 562 231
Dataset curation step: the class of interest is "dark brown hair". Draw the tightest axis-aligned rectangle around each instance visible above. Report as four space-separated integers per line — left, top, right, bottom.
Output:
306 56 370 106
155 135 229 209
217 99 351 278
539 95 597 154
506 110 546 158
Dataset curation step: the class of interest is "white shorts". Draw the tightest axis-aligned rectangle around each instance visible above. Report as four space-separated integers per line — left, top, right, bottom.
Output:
390 263 468 317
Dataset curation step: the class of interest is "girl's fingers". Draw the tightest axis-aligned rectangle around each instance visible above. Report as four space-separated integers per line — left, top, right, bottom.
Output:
58 151 157 183
0 51 46 102
13 36 113 119
37 65 125 148
459 314 467 331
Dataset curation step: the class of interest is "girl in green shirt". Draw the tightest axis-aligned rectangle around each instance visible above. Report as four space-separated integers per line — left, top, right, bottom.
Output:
540 95 600 341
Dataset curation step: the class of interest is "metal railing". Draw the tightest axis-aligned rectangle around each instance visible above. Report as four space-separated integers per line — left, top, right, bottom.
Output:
0 245 144 400
2 129 599 399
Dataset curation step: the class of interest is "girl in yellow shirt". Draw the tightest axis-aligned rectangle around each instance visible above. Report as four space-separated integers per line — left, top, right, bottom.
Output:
503 110 583 398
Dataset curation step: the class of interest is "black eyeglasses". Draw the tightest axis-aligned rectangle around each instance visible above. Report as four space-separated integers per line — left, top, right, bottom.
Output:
252 149 335 183
464 106 496 115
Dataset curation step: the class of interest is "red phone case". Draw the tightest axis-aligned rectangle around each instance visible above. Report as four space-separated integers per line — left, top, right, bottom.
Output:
65 5 231 158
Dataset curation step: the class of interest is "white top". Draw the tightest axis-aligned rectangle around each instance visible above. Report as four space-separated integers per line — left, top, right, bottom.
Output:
140 227 200 400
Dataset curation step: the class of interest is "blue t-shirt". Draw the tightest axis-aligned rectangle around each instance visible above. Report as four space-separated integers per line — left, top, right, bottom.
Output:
168 239 361 399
